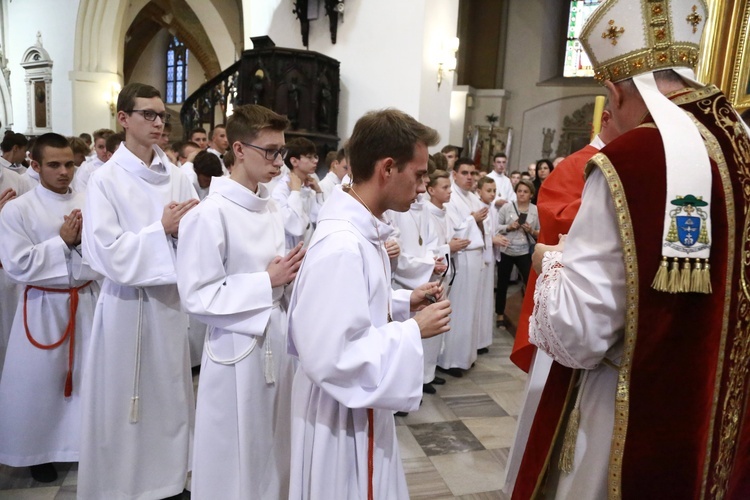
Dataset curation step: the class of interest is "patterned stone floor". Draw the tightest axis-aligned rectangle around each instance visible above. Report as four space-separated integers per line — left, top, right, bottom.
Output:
0 286 527 499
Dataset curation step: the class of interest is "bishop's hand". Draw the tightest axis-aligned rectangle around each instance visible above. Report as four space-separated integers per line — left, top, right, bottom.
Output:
532 234 566 274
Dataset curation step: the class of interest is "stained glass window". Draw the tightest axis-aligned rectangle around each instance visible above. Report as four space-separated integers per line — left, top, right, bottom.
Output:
563 0 603 78
166 36 188 103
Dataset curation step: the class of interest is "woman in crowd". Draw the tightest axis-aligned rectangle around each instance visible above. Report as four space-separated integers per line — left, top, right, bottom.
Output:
495 179 540 328
531 158 553 204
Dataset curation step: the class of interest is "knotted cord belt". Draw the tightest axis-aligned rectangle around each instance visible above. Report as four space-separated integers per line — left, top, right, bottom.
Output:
23 280 93 397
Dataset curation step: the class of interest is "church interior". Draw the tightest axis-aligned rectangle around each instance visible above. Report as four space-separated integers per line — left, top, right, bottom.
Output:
0 0 749 498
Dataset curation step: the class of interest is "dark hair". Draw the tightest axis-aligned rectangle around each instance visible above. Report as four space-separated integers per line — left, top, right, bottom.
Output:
324 150 337 169
106 132 125 154
440 145 459 155
348 108 439 183
117 82 161 113
179 141 200 159
427 157 436 175
67 136 90 156
93 128 115 141
1 131 28 153
31 133 70 163
493 152 507 161
535 158 554 172
284 137 318 169
225 104 289 146
510 170 521 176
431 152 448 171
209 124 226 139
477 176 495 190
190 128 207 138
79 132 92 143
223 149 235 167
427 169 450 188
453 157 475 172
336 147 347 163
162 122 172 133
516 178 536 196
193 150 224 177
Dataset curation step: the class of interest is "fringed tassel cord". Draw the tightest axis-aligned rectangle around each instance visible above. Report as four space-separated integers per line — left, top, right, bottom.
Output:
130 288 144 424
559 371 588 473
651 257 669 292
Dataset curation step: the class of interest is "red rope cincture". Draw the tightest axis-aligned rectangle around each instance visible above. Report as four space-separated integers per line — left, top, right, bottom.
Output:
23 281 93 397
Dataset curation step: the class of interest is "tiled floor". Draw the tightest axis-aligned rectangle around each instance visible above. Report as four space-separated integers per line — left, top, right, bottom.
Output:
0 286 527 500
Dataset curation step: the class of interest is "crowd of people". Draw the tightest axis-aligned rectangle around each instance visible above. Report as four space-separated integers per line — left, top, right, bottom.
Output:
2 0 750 497
0 79 552 499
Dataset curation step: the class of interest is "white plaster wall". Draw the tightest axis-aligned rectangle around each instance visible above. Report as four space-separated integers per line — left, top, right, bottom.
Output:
243 0 457 145
503 0 602 169
185 0 239 69
419 0 460 151
7 0 79 135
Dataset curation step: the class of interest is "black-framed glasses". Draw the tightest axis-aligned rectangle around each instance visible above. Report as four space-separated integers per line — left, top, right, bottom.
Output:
427 253 452 304
240 141 288 161
129 109 170 123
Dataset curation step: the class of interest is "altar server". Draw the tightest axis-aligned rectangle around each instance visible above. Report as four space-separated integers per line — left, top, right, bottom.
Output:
78 83 198 500
0 133 100 482
177 104 304 499
288 109 451 499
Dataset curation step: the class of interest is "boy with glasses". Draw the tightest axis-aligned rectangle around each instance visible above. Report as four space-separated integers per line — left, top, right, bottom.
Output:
177 103 304 499
79 82 198 500
272 137 323 249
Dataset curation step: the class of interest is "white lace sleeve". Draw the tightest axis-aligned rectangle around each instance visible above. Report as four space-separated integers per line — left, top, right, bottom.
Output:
529 251 588 369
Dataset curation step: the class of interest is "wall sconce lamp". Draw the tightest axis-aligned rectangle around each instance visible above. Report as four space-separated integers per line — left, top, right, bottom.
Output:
104 83 122 117
437 37 459 90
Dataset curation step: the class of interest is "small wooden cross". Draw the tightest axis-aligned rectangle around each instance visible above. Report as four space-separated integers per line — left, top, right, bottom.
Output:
602 19 625 46
686 5 703 34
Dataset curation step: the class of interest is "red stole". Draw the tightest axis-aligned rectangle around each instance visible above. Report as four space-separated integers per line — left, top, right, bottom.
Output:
511 144 597 372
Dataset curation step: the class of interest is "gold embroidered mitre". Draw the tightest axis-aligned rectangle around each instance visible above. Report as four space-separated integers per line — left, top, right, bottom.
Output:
580 0 708 83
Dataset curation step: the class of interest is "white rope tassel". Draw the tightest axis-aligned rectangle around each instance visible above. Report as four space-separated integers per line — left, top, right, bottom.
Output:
264 330 275 385
130 288 144 424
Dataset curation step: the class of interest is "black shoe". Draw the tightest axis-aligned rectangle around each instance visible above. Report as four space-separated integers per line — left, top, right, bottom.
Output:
477 347 489 355
423 383 436 394
394 411 409 417
437 366 463 378
30 463 57 483
162 489 190 500
431 376 446 385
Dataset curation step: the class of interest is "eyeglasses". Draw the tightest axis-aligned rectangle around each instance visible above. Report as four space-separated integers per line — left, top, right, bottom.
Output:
128 109 170 123
426 253 456 303
240 141 288 161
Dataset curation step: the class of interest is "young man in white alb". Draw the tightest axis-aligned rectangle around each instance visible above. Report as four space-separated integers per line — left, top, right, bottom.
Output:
272 137 323 250
79 82 198 500
318 147 350 201
177 104 305 499
288 109 452 499
0 133 100 483
438 158 486 377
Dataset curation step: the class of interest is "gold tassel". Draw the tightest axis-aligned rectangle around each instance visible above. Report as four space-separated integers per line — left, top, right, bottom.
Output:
698 221 709 245
666 217 679 243
559 371 588 474
558 406 580 473
667 258 681 293
651 256 669 292
702 259 712 294
690 260 703 293
679 259 691 293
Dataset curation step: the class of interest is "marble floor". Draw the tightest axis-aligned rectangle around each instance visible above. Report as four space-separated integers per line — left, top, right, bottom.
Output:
0 286 528 500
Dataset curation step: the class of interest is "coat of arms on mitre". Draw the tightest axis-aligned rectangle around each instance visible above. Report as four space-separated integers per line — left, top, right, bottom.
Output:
665 194 710 251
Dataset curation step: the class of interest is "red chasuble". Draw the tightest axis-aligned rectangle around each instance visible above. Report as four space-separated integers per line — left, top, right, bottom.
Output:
514 86 750 499
511 144 598 373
